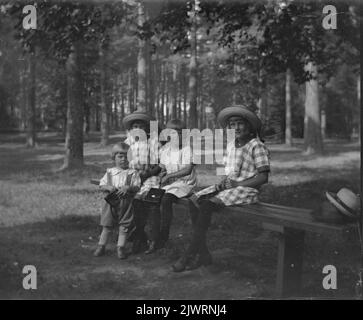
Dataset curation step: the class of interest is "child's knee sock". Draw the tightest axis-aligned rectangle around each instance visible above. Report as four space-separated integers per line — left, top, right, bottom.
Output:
98 227 112 246
117 227 127 247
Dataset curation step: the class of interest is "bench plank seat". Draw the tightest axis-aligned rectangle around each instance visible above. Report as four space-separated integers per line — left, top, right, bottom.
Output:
175 198 353 234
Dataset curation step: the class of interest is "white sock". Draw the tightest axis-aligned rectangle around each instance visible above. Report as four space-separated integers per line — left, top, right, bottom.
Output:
98 227 111 246
117 229 127 247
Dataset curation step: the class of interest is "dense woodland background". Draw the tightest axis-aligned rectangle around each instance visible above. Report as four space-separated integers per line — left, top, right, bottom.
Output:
0 0 361 169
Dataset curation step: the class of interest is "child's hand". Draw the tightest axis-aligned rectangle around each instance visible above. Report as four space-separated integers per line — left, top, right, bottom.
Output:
100 185 117 193
159 171 167 178
160 175 170 187
223 178 234 189
116 186 129 197
140 170 149 181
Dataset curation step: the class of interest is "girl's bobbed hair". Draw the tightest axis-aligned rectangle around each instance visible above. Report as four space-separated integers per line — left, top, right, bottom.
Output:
111 142 129 160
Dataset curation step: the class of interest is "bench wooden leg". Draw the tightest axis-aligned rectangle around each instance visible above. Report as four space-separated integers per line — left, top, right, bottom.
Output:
276 228 305 298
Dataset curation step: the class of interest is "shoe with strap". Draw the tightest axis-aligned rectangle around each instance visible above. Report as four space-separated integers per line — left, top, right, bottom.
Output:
117 246 128 259
94 245 106 257
185 252 213 270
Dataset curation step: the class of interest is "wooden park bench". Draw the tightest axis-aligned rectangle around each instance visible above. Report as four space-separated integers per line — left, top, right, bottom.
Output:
90 179 356 298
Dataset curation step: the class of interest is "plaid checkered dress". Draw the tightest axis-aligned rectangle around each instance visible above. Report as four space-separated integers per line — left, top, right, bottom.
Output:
195 138 270 206
125 136 161 197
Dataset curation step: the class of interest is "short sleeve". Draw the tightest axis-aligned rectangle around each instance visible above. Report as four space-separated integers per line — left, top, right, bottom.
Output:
253 142 270 173
181 146 193 166
130 172 142 188
99 170 109 186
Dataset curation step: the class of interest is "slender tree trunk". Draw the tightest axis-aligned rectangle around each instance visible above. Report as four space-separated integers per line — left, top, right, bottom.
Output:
127 68 133 114
61 42 84 170
304 62 323 154
137 1 146 112
285 68 292 146
172 60 178 119
188 1 198 128
160 63 165 125
257 63 267 125
20 63 27 131
26 51 37 147
183 64 187 125
321 109 326 140
148 48 155 115
358 74 361 144
99 45 109 147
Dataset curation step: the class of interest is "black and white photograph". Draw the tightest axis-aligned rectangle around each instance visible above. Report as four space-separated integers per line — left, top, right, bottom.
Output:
0 0 361 302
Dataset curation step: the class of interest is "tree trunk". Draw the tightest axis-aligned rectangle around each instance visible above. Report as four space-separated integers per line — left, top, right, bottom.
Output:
148 47 155 115
20 63 27 131
285 68 292 146
188 1 198 128
160 63 165 125
358 74 361 144
99 45 109 147
61 43 84 170
137 1 146 112
172 60 178 119
304 62 323 155
26 52 37 147
183 64 187 125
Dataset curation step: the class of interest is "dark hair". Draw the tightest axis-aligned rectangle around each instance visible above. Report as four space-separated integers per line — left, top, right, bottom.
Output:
166 119 186 130
111 142 129 160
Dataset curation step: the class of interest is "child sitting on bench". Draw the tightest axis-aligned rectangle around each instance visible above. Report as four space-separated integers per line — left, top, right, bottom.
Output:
172 105 270 272
145 119 197 254
94 142 141 259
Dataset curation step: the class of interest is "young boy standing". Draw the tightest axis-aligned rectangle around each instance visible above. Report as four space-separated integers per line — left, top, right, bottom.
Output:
94 142 141 259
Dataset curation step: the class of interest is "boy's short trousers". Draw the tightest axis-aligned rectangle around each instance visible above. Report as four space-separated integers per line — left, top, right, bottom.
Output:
100 197 135 234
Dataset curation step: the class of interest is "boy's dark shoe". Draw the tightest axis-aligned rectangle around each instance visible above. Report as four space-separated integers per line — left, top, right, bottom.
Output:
94 245 106 257
132 239 148 254
145 241 157 254
117 246 128 259
185 252 213 270
172 254 194 273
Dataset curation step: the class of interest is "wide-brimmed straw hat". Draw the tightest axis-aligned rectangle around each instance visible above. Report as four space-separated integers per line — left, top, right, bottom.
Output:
217 105 262 134
122 111 154 130
325 188 360 218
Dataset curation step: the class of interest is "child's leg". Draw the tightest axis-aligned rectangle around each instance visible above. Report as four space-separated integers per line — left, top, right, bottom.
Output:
117 226 127 247
132 199 148 253
99 227 112 246
95 202 115 257
145 203 161 254
117 226 128 259
160 193 178 244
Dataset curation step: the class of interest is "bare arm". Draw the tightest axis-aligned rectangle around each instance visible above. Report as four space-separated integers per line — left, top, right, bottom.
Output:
161 164 194 186
229 172 269 189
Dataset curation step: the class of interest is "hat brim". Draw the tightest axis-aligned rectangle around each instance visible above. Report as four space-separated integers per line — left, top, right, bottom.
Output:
122 113 153 130
217 106 261 132
325 191 356 218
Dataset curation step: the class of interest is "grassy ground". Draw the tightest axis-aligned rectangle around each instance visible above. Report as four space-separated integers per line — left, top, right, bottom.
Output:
0 132 361 299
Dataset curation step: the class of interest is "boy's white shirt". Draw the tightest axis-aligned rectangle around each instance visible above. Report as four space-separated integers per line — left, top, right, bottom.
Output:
99 167 141 188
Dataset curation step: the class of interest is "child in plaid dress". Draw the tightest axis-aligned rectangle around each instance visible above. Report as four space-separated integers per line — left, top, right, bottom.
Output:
94 142 141 259
172 105 270 272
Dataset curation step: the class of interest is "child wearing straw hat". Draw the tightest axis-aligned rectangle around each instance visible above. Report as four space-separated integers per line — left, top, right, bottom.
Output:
94 142 141 259
172 105 270 272
122 111 162 254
